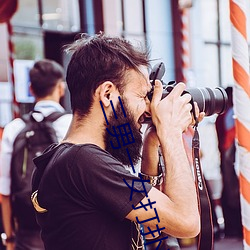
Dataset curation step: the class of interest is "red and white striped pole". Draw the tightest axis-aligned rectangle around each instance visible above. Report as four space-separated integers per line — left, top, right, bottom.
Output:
230 0 250 248
179 3 194 162
6 20 19 118
180 8 190 83
179 5 194 165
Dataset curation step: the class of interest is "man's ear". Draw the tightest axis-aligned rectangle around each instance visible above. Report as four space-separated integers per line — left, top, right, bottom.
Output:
58 81 66 98
29 83 35 97
97 81 117 107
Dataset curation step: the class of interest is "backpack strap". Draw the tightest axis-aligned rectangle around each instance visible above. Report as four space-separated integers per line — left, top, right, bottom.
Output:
18 111 66 152
21 110 66 123
43 111 66 123
40 111 66 144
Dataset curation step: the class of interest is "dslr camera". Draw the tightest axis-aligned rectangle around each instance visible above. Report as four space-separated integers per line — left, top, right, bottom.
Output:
147 62 228 116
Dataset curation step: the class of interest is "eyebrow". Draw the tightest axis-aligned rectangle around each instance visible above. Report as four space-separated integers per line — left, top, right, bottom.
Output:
138 69 152 95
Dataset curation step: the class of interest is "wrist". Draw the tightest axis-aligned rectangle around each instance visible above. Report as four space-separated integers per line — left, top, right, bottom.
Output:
157 127 182 142
140 172 163 187
159 132 183 152
1 233 15 246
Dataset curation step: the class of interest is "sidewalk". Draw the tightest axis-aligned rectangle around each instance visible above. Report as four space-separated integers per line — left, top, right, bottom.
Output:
182 237 243 250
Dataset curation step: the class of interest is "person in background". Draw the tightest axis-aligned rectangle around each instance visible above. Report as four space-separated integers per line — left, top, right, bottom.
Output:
199 115 225 239
215 86 242 238
0 59 72 250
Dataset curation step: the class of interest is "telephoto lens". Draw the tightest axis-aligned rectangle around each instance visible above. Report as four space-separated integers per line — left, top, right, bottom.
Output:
187 87 228 116
148 62 228 116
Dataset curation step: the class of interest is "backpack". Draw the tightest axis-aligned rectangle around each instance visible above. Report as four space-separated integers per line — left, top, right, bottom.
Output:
10 110 64 230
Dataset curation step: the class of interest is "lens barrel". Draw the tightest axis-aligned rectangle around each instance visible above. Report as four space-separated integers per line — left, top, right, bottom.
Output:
148 62 228 117
187 87 228 116
145 85 228 124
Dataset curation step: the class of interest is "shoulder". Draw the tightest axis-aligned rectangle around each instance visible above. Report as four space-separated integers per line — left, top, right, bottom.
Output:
73 144 131 176
51 113 72 140
55 113 72 122
2 118 26 142
52 113 72 127
75 144 115 161
4 117 25 129
74 144 110 163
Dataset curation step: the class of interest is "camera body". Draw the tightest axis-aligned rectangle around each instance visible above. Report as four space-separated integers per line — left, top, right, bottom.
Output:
147 62 228 116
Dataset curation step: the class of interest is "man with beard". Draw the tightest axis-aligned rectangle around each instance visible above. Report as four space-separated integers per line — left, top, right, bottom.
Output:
31 33 201 250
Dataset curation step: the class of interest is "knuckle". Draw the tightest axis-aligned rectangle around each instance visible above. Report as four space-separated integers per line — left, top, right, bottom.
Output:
186 103 192 111
179 93 191 104
176 82 185 88
184 93 192 102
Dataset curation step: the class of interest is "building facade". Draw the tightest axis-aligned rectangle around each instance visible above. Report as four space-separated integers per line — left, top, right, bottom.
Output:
0 0 250 124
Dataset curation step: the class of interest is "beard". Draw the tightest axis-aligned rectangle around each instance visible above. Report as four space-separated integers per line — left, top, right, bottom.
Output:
104 97 143 168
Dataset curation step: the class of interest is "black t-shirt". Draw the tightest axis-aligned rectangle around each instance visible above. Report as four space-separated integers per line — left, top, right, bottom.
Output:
33 143 152 250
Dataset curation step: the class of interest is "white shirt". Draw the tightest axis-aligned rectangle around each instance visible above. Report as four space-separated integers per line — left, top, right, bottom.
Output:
199 115 221 181
0 100 72 196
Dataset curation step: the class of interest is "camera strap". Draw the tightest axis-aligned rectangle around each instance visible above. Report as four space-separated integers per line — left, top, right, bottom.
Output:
192 121 214 250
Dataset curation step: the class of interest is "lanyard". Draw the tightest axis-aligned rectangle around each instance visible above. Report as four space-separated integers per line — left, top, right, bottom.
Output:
192 123 214 250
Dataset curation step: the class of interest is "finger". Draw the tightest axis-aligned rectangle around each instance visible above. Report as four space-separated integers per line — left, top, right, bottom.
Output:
185 103 193 113
198 112 205 122
193 102 200 118
193 102 205 122
180 92 192 104
167 82 186 99
151 80 163 107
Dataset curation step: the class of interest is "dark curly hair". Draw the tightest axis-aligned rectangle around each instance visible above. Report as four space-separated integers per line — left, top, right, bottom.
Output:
65 32 150 117
29 59 64 98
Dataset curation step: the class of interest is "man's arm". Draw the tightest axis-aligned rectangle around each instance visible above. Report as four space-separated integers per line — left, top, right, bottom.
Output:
1 195 15 250
0 121 23 250
126 81 200 238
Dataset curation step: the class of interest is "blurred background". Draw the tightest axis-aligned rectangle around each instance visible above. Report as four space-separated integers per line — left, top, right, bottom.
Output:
2 0 250 121
0 0 250 249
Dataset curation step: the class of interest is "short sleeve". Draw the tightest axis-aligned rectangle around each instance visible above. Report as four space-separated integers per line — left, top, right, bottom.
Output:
0 119 25 195
52 114 72 142
74 145 152 220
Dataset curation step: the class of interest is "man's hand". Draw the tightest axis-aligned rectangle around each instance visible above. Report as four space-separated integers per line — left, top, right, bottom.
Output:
1 195 15 250
150 80 193 139
131 80 201 238
192 102 205 126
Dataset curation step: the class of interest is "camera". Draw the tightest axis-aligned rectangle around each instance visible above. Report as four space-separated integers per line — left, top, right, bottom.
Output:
148 62 228 116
